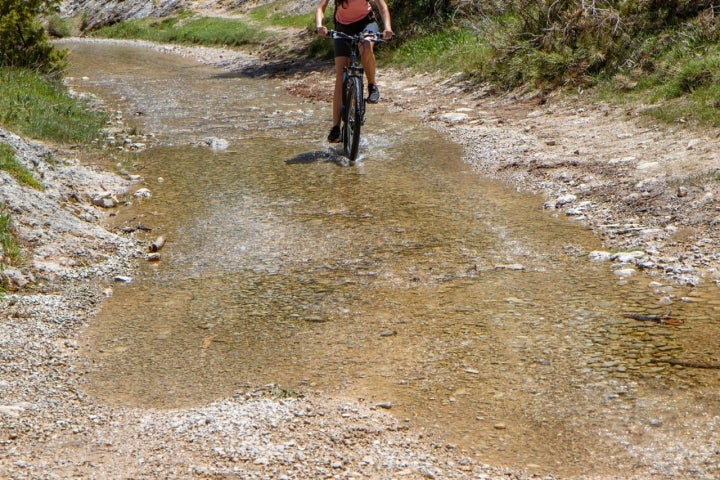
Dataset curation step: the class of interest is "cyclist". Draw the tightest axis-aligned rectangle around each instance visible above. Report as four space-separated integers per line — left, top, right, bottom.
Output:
315 0 394 143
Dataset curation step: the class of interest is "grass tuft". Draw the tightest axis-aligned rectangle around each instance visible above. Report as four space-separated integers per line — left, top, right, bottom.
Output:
0 143 43 190
0 210 23 266
47 14 72 38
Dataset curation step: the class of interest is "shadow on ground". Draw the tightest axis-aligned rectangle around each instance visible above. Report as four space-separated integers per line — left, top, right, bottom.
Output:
213 57 328 79
286 149 348 166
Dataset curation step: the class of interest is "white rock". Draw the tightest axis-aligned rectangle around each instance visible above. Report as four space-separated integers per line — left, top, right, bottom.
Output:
133 188 152 199
205 137 229 151
90 193 118 208
0 405 25 417
439 112 469 124
555 194 577 207
612 251 645 262
588 251 612 262
636 162 658 170
614 268 636 277
608 156 636 165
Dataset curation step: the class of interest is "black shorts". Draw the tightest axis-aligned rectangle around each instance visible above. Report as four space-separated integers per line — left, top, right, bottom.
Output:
333 12 379 58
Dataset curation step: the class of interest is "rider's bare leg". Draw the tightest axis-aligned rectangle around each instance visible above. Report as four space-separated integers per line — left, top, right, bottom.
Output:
359 41 376 87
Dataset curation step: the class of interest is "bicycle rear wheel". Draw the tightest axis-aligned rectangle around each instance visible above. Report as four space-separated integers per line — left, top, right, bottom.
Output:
342 76 363 162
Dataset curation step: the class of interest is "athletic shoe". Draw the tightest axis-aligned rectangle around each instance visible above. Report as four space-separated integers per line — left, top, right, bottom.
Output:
327 125 341 143
367 84 380 103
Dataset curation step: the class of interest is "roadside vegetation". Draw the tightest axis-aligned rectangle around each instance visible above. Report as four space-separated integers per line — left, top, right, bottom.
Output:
92 13 272 47
47 13 72 38
248 2 312 29
0 0 106 143
387 0 720 127
0 142 36 292
0 208 23 273
0 0 66 75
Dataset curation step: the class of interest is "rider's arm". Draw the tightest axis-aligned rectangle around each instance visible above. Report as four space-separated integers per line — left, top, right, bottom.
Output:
315 0 330 35
372 0 393 38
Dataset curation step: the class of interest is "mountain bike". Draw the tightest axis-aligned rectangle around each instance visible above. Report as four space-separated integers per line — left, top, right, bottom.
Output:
327 30 387 163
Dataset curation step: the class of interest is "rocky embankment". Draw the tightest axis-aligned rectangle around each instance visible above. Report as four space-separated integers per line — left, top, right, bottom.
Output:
59 0 317 32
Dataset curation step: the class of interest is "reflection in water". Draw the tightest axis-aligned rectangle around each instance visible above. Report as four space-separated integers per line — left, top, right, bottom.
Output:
66 41 720 478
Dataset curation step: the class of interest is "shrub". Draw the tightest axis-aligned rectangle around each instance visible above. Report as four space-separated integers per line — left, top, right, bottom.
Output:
386 0 455 35
0 0 67 74
446 1 720 89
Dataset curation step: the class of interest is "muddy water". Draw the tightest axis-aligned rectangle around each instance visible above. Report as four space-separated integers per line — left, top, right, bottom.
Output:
66 41 720 478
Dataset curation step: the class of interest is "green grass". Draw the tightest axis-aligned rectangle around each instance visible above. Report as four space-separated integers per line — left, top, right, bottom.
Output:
390 27 491 76
0 67 108 144
596 37 720 127
93 16 271 47
0 211 23 266
0 143 43 190
249 1 314 29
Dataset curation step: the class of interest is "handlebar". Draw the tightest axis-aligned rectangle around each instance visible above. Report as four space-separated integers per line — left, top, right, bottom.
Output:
325 29 392 43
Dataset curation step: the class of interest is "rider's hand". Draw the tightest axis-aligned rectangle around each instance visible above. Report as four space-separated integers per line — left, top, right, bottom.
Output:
316 25 328 36
382 29 394 40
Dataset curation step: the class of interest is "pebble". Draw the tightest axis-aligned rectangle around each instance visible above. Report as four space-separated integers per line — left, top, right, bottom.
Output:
611 251 645 262
133 188 152 198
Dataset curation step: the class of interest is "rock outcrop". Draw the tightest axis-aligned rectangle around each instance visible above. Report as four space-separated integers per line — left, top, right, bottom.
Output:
60 0 188 31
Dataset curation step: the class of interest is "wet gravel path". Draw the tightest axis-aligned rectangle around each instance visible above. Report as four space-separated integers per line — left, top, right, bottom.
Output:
2 37 720 479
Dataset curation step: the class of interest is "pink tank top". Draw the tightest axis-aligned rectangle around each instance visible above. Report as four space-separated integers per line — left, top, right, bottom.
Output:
335 0 372 25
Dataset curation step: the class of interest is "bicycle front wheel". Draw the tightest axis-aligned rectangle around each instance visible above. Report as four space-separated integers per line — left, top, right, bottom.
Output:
342 76 363 162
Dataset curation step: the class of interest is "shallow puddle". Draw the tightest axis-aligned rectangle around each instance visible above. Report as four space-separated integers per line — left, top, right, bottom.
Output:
65 41 720 478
